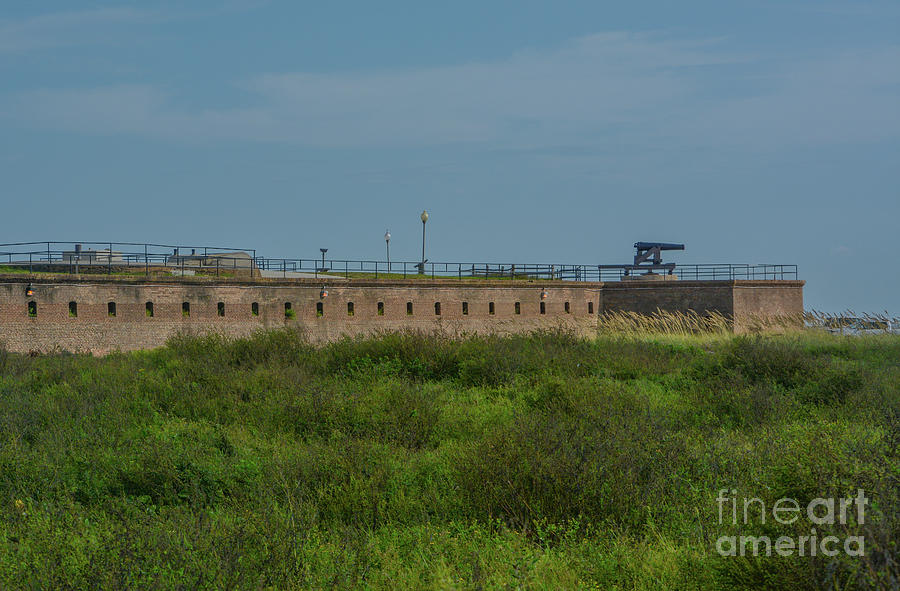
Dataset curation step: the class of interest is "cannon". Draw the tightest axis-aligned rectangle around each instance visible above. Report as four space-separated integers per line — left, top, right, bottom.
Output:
633 242 685 267
597 241 685 277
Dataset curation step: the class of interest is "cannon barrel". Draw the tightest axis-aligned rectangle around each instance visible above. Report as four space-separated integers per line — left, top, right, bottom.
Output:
634 242 685 251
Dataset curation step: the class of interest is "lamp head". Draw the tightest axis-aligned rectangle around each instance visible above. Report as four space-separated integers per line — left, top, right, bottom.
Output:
540 288 548 300
26 283 34 297
384 230 391 242
320 286 328 299
421 210 429 223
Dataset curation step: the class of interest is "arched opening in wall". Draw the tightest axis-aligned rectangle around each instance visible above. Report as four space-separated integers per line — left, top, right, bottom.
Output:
514 302 521 315
462 302 468 315
564 301 570 314
146 301 154 317
27 301 36 317
284 302 293 319
588 302 594 314
182 302 190 317
489 302 495 315
316 302 323 317
251 302 259 316
434 302 441 316
68 301 77 318
540 302 546 315
377 302 384 316
407 302 413 315
347 302 354 316
108 302 117 317
217 302 225 317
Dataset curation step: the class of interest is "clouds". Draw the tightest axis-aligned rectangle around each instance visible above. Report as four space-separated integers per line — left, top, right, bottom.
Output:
683 46 900 147
4 26 899 152
0 5 261 54
0 8 153 54
246 34 683 145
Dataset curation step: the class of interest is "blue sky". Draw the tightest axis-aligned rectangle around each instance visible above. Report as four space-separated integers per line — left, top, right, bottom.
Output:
1 1 898 312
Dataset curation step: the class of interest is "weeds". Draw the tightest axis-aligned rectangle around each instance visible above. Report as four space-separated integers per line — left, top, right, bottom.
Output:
0 328 896 589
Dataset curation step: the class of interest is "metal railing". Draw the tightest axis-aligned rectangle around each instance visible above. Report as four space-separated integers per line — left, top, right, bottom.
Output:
0 241 799 282
254 260 797 281
0 241 257 277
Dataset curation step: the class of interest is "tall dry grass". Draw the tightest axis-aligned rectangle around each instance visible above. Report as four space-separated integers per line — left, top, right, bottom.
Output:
597 309 732 335
597 309 897 336
596 309 809 335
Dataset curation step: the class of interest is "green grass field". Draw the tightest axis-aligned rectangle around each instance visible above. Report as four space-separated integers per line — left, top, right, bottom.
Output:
0 329 897 589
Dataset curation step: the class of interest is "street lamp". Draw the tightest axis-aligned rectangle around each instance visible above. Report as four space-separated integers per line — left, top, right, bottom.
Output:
319 248 328 273
419 210 429 274
384 230 391 271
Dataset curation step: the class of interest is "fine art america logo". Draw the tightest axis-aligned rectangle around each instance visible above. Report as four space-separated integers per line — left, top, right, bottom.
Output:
715 489 868 557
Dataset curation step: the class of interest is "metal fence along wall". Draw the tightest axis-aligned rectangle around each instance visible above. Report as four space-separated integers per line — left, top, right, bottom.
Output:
0 241 799 282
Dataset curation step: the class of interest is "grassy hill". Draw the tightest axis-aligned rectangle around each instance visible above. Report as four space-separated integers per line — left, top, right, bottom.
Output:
0 329 897 589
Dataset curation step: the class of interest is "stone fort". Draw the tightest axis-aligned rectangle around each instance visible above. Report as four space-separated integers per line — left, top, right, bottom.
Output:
0 242 803 355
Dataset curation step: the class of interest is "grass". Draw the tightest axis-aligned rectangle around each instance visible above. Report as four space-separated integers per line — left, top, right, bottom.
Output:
0 266 34 274
0 266 144 277
0 266 240 279
314 271 556 281
0 328 897 589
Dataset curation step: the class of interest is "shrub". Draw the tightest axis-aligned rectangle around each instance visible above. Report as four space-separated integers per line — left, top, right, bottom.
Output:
0 329 896 588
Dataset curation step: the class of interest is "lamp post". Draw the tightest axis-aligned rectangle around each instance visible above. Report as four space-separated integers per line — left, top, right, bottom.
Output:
419 210 429 275
319 248 328 273
384 230 391 272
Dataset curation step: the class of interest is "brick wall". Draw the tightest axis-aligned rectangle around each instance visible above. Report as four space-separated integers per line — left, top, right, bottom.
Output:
733 282 805 331
601 279 805 331
0 276 803 354
600 281 737 316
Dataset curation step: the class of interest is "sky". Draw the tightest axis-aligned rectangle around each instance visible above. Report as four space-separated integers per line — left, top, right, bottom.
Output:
1 1 898 312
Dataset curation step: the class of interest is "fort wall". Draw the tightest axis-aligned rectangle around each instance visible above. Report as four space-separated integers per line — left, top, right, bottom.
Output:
0 275 803 354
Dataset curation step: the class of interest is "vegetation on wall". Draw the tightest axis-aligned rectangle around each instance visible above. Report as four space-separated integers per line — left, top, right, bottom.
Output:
0 328 897 589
